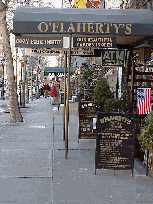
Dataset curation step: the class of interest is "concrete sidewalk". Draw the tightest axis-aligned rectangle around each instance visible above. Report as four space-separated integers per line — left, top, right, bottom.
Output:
0 97 153 204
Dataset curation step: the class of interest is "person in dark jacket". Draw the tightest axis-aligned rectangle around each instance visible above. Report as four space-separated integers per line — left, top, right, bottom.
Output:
44 83 50 98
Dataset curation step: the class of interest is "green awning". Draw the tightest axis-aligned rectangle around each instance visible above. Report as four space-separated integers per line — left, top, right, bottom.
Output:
44 67 78 76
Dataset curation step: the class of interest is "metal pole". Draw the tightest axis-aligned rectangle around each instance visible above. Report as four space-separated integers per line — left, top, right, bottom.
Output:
37 56 40 93
131 53 134 111
2 62 4 98
146 149 149 176
20 64 22 106
16 48 18 84
63 51 67 141
31 59 33 101
25 69 29 104
36 67 38 93
132 127 135 177
65 35 71 159
21 53 26 107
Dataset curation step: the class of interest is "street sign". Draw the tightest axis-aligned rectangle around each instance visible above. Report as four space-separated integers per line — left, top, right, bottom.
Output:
102 49 125 67
71 47 94 56
73 37 116 48
25 47 94 56
15 36 63 48
25 48 63 56
95 112 134 174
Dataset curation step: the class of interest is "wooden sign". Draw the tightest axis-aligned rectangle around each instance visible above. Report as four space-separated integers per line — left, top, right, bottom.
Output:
78 101 104 140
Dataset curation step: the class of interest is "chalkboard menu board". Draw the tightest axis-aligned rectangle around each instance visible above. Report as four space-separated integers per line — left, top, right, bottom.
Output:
78 102 104 140
95 112 135 173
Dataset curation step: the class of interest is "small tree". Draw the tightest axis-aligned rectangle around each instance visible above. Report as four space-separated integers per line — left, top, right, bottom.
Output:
138 111 153 175
94 74 113 102
76 83 84 102
104 98 116 111
76 64 94 102
103 84 131 112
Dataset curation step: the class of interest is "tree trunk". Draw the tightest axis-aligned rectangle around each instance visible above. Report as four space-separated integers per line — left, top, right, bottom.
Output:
0 1 23 122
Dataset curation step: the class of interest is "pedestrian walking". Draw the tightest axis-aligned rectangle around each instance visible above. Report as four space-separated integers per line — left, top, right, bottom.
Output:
50 82 57 105
44 83 50 98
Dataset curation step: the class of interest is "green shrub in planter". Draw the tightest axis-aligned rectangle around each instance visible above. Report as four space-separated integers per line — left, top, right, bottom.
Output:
104 98 116 111
138 111 153 151
76 85 84 102
76 65 94 101
94 74 113 103
138 111 153 176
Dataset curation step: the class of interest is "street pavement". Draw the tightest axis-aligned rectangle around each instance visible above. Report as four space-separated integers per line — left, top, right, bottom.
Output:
0 97 153 204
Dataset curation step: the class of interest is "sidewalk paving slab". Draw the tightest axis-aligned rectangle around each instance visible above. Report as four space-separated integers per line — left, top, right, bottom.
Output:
0 149 52 177
0 177 52 204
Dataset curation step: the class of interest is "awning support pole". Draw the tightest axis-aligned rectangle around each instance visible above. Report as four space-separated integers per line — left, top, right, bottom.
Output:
63 51 67 141
65 34 72 159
